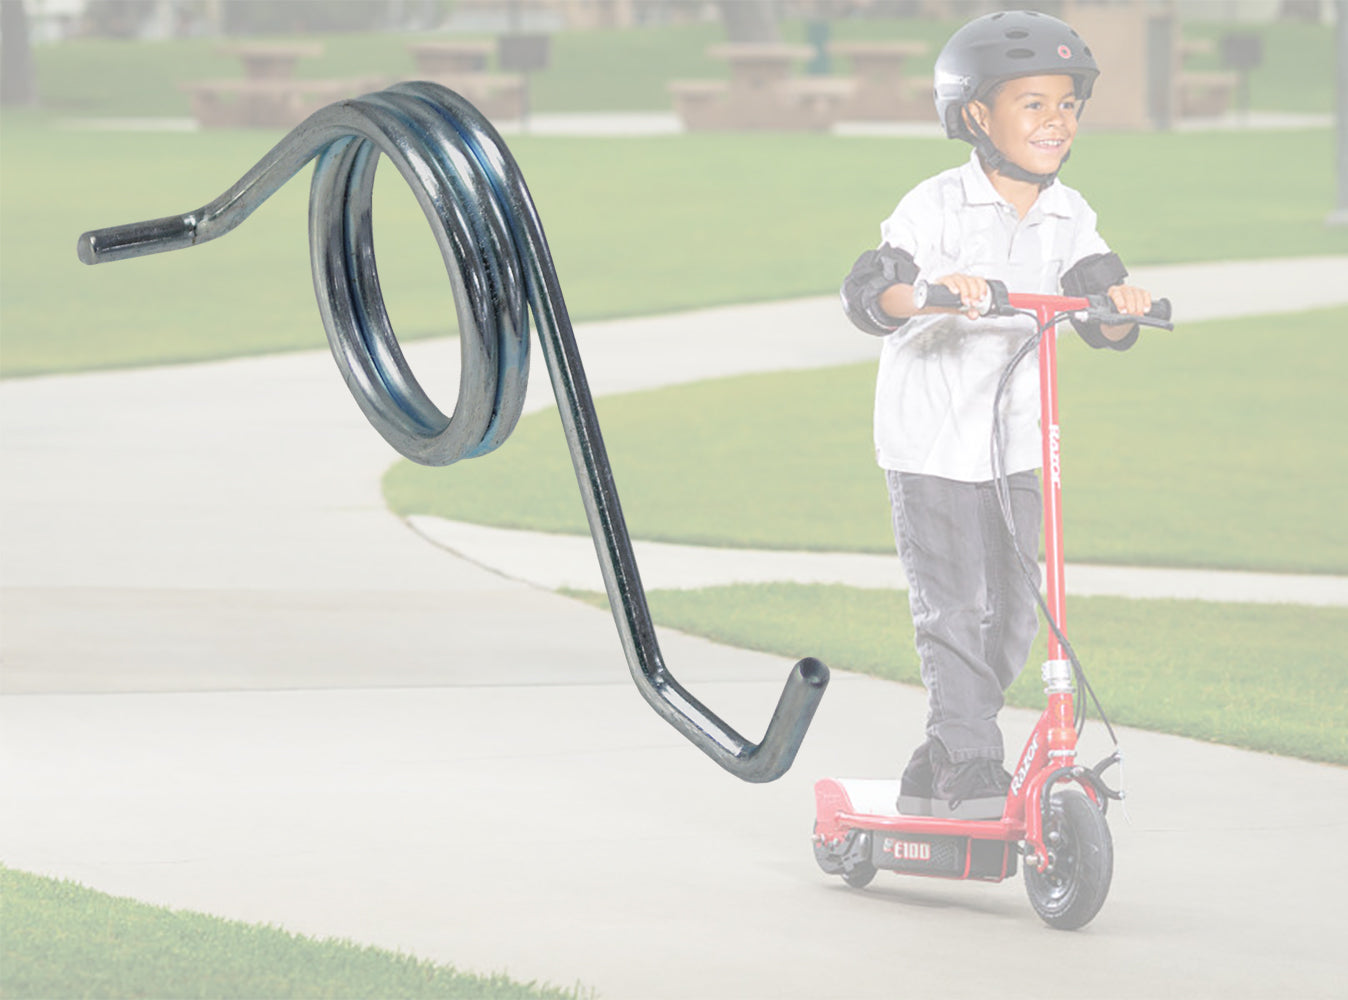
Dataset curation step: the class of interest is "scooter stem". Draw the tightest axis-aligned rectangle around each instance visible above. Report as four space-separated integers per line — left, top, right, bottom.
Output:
1036 302 1068 665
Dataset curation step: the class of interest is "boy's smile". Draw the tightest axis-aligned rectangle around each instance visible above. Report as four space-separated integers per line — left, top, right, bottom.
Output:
968 74 1080 179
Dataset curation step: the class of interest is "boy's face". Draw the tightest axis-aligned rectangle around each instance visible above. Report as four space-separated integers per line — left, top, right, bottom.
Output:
968 74 1080 177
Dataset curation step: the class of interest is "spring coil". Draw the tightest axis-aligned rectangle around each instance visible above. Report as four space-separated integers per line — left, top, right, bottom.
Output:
78 81 828 782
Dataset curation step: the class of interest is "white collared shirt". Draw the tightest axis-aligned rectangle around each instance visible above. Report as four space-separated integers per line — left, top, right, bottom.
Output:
873 150 1112 482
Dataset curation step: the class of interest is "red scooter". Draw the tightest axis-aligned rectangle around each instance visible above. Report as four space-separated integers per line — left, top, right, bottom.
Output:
813 280 1172 930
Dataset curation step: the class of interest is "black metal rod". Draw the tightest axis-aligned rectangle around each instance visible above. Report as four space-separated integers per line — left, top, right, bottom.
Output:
76 81 829 782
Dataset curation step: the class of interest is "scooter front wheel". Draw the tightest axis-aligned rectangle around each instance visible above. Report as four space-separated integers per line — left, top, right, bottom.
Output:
1024 790 1113 930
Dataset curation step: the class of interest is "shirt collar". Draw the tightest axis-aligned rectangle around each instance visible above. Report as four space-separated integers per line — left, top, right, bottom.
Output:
959 149 1073 220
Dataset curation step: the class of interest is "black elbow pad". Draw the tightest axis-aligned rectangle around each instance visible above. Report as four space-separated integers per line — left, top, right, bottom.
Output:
1062 252 1138 351
840 244 919 336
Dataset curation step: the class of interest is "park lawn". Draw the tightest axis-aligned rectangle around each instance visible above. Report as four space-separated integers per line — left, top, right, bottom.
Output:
2 115 1345 377
565 583 1348 766
384 307 1348 576
0 866 587 1000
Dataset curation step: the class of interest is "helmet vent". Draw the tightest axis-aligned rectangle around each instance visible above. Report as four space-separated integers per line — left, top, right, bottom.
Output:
1006 29 1029 39
1007 48 1035 59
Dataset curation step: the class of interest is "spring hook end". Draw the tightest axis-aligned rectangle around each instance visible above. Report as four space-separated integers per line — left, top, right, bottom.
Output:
78 214 199 266
796 656 830 690
733 656 830 783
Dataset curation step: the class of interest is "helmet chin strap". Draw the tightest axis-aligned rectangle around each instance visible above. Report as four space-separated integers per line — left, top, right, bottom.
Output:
965 115 1067 189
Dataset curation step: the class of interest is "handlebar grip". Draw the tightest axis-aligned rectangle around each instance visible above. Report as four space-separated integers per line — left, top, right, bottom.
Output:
912 279 964 311
1148 298 1171 322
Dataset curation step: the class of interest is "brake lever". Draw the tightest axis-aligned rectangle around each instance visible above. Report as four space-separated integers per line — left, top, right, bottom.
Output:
1086 312 1174 332
1080 294 1174 332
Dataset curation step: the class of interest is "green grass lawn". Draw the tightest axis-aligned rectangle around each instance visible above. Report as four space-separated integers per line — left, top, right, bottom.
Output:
3 115 1345 377
0 866 587 1000
384 307 1348 575
566 583 1348 766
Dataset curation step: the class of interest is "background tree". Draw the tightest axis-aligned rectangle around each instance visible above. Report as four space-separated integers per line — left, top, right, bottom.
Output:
1 0 36 108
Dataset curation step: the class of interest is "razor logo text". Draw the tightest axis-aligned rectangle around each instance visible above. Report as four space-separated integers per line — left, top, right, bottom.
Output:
1010 733 1039 795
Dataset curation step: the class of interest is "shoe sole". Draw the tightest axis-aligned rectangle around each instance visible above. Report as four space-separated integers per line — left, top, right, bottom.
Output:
896 794 1006 820
896 794 932 816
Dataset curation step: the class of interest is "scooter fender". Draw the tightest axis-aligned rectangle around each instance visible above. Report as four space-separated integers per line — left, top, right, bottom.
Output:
1022 764 1105 872
1021 768 1055 872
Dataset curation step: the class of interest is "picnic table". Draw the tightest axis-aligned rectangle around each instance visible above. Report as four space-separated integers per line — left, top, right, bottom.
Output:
407 40 495 76
402 40 526 122
184 41 381 129
182 76 386 130
829 40 930 121
708 43 816 95
670 43 851 131
217 42 325 81
1175 36 1237 118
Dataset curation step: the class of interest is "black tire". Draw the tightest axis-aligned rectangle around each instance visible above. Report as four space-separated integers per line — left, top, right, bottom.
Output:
842 861 877 889
1024 790 1113 930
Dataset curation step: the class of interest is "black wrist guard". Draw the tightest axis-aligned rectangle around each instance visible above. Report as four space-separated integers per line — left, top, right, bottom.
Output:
840 244 919 337
1062 252 1138 351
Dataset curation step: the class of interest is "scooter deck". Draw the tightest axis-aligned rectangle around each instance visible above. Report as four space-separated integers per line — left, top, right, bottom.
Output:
815 778 1024 837
814 778 1022 882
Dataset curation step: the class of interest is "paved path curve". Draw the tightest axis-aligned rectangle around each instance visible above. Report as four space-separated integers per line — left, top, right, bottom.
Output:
2 257 1347 998
406 516 1348 605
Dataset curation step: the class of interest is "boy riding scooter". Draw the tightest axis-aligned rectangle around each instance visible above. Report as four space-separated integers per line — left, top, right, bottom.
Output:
840 10 1154 820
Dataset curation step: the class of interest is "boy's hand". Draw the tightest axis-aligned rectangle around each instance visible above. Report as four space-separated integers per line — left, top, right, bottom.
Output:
936 274 991 319
1106 284 1152 318
1102 284 1153 341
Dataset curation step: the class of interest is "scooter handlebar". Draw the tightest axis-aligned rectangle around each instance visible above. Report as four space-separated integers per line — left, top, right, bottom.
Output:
1085 293 1172 329
911 279 967 311
1142 297 1172 323
912 279 1171 329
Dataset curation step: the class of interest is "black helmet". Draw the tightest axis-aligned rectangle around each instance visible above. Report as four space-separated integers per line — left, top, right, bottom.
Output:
933 10 1100 143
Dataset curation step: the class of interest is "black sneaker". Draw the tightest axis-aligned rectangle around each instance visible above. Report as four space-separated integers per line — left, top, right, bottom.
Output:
930 744 1011 820
895 740 933 816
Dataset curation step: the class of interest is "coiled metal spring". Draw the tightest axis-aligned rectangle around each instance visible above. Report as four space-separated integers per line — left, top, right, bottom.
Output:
78 82 828 782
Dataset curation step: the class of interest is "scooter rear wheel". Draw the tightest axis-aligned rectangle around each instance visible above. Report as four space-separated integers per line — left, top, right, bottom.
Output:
842 861 876 889
1024 790 1112 930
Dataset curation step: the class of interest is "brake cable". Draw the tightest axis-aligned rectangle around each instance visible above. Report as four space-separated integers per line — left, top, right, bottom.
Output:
989 308 1119 745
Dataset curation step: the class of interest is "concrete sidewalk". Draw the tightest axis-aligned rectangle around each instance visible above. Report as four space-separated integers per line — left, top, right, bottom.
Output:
3 256 1347 998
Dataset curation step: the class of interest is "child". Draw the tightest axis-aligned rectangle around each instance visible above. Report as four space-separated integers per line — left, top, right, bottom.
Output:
840 10 1152 819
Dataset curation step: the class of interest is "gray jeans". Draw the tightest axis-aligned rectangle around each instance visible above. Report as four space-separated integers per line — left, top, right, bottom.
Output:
885 469 1042 763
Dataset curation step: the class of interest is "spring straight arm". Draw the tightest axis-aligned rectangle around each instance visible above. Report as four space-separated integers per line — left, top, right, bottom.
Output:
78 82 828 782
